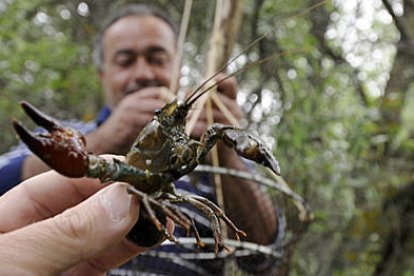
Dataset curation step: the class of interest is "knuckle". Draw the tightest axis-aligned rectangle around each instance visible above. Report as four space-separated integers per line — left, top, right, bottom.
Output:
85 257 108 273
53 211 92 242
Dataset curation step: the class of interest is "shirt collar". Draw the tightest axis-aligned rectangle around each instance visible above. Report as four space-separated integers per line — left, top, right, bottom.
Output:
96 106 111 126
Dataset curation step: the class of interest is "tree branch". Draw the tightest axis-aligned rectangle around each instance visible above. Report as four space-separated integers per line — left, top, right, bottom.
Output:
195 165 313 222
381 0 409 41
144 237 283 259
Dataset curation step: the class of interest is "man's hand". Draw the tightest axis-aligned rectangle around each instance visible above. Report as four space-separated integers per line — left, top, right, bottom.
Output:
87 87 168 155
0 170 171 275
88 73 242 153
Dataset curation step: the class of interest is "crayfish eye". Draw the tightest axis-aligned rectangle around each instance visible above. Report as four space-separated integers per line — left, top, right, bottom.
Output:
155 109 161 115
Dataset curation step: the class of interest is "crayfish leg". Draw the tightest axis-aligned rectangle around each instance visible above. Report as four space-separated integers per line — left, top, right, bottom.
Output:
126 185 194 247
191 195 247 240
171 194 243 254
189 217 205 248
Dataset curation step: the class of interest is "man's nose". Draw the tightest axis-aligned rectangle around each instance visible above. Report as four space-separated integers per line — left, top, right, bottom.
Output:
133 57 155 81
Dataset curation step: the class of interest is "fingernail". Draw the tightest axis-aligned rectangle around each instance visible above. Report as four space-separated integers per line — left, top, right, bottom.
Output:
100 184 132 222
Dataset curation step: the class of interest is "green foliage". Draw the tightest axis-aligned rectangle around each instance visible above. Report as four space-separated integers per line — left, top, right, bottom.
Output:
0 0 102 152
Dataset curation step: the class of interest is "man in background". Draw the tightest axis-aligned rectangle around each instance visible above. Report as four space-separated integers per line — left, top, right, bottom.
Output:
0 4 280 274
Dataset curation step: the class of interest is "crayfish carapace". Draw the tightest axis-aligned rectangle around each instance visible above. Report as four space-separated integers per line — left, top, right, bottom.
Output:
12 80 281 253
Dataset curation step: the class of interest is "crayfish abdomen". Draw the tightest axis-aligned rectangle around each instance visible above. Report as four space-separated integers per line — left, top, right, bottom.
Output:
126 118 198 179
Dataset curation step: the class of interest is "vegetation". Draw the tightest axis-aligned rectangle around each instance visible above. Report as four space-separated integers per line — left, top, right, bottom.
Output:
1 0 413 275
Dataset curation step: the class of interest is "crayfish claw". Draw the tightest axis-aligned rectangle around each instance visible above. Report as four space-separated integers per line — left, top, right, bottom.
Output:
20 101 63 132
240 137 281 176
209 124 281 175
229 133 281 175
13 102 89 177
13 120 50 152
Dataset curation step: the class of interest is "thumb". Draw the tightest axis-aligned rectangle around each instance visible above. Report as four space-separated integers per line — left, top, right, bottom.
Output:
0 183 139 274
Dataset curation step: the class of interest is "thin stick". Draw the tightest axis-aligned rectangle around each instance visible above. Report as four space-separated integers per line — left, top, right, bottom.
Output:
170 0 193 96
144 237 284 259
195 165 313 222
285 0 328 22
211 92 240 127
185 47 306 115
186 53 276 120
185 35 266 104
206 0 227 240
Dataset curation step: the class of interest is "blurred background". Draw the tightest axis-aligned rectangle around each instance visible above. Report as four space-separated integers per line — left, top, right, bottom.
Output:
1 0 413 275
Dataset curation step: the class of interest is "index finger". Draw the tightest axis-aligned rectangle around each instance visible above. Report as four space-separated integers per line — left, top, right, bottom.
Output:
215 73 238 100
126 86 171 101
0 170 107 233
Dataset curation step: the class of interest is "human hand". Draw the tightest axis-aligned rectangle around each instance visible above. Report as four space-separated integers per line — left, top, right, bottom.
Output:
0 170 166 275
190 73 243 138
88 87 168 155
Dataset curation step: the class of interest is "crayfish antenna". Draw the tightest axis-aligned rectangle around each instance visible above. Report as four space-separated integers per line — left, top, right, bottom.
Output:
185 35 267 106
185 54 275 108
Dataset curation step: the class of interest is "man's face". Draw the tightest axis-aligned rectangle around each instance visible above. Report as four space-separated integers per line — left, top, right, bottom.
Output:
100 15 176 108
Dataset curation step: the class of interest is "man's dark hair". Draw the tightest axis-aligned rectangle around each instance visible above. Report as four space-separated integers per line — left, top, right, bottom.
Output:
93 4 178 71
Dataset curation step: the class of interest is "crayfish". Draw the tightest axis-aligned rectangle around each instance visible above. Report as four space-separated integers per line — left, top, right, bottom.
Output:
12 78 281 253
